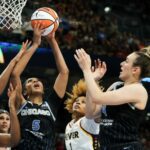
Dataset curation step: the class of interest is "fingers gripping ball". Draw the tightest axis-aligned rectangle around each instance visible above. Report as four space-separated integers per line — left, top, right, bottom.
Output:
31 7 59 36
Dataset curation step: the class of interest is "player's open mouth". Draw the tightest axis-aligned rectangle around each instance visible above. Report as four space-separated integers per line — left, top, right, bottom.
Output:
34 83 40 88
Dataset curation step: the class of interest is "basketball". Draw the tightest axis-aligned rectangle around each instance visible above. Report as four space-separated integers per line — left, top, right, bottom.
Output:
31 7 59 36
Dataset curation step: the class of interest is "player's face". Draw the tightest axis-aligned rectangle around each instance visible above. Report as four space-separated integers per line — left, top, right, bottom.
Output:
0 113 10 133
119 53 138 81
25 77 44 96
72 96 86 115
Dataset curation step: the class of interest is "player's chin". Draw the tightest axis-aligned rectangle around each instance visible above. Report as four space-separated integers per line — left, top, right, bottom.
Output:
119 73 126 81
0 129 8 133
33 90 43 95
73 109 80 113
119 72 123 80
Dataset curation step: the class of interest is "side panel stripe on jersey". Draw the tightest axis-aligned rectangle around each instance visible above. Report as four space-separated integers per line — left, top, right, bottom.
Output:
45 101 56 121
79 122 94 150
17 101 28 114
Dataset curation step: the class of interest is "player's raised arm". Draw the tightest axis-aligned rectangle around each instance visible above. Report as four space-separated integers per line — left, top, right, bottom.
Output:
7 83 21 147
9 24 42 108
0 43 26 95
0 83 21 147
0 134 11 147
46 32 69 98
85 59 106 120
11 24 42 78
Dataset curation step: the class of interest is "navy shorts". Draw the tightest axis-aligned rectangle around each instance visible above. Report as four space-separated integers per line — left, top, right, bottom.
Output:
100 142 143 150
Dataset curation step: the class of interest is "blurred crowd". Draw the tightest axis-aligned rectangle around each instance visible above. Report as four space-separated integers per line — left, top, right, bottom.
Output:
1 0 148 59
52 0 144 58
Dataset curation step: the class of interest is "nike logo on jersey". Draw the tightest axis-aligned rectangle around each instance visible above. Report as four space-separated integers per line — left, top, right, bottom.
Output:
100 119 114 126
65 131 79 140
21 108 51 116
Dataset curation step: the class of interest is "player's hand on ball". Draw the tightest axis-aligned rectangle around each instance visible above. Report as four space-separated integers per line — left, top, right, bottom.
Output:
33 23 43 46
46 32 55 40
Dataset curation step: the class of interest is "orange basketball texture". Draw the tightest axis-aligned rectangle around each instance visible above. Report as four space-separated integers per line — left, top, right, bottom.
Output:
31 7 59 36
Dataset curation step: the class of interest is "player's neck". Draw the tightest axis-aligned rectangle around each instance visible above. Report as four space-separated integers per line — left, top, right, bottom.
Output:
124 80 140 85
124 77 140 85
29 95 43 105
73 112 84 122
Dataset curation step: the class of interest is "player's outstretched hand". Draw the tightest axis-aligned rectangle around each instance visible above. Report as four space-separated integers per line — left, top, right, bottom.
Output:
12 40 31 63
7 83 18 109
91 59 107 81
74 48 91 72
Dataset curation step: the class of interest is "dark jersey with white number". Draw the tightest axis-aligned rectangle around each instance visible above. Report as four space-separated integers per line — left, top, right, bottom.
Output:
12 90 62 150
100 81 150 146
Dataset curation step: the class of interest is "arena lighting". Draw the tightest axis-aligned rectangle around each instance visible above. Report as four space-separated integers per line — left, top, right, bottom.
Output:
142 77 150 82
0 47 4 63
0 41 50 53
104 6 111 13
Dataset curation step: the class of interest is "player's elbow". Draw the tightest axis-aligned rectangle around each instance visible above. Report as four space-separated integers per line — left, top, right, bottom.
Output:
89 92 103 104
10 136 20 147
91 96 102 104
61 68 69 75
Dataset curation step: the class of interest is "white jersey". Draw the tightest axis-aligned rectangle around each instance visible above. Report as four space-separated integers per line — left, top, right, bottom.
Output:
65 117 100 150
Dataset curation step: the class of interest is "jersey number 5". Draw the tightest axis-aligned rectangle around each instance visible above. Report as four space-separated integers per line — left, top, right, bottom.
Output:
32 120 40 131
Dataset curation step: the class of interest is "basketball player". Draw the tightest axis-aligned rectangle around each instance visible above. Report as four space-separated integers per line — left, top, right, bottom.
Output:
65 79 101 150
0 35 30 148
11 24 69 150
0 83 20 149
74 47 150 150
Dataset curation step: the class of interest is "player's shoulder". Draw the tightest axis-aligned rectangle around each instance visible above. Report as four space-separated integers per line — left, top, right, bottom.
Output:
66 119 75 128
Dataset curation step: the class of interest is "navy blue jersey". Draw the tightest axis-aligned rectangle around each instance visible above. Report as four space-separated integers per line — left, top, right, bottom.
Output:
12 89 62 150
100 81 150 146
